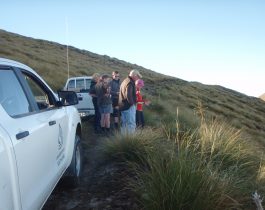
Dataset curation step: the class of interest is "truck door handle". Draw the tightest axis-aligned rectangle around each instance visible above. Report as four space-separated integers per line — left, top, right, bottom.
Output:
16 131 29 140
49 120 56 126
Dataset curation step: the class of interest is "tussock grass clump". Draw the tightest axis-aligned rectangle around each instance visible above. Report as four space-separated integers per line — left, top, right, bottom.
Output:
133 150 236 210
101 128 165 164
96 92 265 209
101 117 264 209
133 119 264 209
198 120 260 182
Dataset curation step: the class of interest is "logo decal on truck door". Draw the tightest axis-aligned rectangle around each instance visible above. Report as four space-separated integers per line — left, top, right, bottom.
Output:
58 124 63 150
56 124 65 166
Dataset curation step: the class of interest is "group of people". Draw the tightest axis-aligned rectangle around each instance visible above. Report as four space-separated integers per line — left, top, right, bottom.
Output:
89 69 149 135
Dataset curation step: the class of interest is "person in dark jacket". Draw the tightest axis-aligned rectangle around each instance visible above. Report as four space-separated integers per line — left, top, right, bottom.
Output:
95 74 113 133
89 73 101 133
118 69 142 134
109 71 120 129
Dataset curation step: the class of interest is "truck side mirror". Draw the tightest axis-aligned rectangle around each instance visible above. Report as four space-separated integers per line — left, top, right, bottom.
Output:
57 90 79 106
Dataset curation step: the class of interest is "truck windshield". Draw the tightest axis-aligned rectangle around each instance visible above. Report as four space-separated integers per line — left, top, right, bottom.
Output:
85 79 91 90
67 80 75 89
76 79 84 89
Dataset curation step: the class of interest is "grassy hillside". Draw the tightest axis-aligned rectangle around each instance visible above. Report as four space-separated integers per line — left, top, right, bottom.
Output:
0 29 163 90
1 29 265 147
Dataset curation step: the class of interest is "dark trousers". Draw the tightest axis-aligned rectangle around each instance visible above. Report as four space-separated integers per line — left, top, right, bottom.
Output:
136 110 145 128
92 97 101 130
112 97 119 117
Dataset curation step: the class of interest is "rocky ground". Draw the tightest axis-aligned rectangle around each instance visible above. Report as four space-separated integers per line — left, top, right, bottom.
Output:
43 119 140 210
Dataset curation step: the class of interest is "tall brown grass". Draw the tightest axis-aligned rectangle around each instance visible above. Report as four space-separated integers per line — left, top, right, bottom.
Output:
101 114 264 209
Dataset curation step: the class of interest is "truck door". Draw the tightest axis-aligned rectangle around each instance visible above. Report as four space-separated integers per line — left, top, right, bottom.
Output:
0 68 68 210
0 125 20 210
76 78 94 116
85 78 94 111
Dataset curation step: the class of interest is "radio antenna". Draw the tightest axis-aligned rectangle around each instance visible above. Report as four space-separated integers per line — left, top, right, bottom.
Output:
65 17 70 80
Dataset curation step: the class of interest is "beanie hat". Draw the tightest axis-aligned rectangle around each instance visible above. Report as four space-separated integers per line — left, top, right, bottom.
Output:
135 79 144 88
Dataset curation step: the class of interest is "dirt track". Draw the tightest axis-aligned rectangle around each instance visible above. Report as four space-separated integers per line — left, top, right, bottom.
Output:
42 119 139 210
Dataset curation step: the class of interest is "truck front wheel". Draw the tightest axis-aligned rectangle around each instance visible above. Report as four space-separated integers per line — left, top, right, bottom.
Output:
68 134 83 187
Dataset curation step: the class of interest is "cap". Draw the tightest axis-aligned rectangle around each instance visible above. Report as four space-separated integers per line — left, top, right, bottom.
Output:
129 69 142 78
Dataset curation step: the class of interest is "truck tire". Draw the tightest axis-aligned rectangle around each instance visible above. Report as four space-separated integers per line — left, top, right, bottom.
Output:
68 134 83 187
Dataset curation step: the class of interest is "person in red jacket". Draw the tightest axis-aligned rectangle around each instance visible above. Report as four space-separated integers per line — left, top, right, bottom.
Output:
135 79 150 128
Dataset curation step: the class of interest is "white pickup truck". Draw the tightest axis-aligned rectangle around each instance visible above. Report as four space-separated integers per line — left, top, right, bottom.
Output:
0 58 83 210
64 76 95 118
